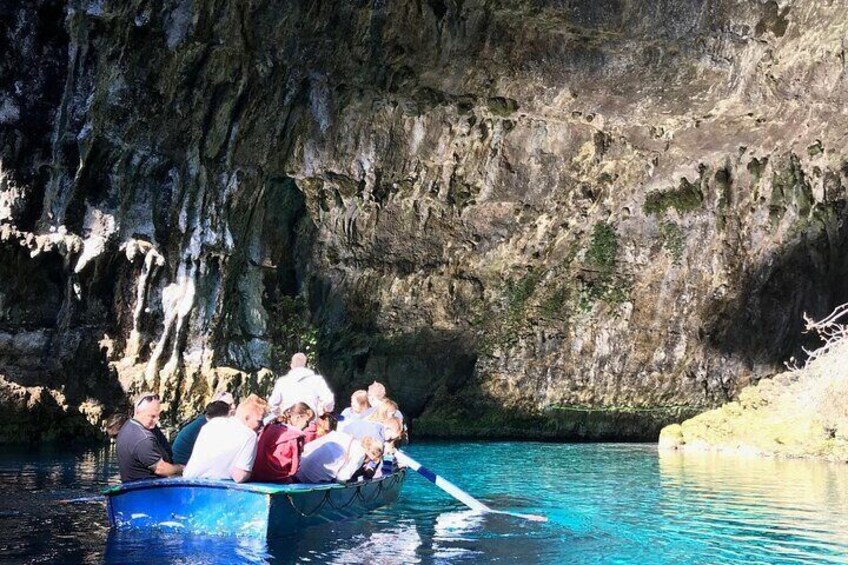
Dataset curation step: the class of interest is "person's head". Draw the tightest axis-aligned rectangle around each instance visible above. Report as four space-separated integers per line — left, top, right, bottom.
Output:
204 400 231 420
367 381 386 406
360 437 384 463
290 352 308 370
383 417 403 444
133 392 161 429
350 390 369 414
316 413 337 436
212 391 236 416
105 413 128 439
368 399 399 423
279 402 315 431
235 394 268 433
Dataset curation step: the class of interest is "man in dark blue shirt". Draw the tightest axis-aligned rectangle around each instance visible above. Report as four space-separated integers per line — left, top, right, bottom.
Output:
116 393 184 482
172 399 232 465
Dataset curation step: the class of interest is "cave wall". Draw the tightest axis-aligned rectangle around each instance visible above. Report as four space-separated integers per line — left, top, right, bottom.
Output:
2 0 848 441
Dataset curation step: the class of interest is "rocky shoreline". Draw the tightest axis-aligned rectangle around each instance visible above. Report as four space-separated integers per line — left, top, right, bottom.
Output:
660 340 848 462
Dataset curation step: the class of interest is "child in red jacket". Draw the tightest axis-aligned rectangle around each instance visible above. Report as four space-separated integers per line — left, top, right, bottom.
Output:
252 402 314 483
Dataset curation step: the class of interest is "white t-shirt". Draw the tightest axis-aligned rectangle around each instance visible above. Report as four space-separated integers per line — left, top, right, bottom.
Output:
295 431 366 483
184 417 258 480
268 367 335 416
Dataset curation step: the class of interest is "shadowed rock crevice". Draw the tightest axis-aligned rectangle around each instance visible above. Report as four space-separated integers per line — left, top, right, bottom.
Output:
0 243 125 442
705 201 848 371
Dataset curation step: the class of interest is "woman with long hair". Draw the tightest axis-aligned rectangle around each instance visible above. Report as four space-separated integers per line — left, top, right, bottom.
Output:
365 399 400 424
251 402 314 483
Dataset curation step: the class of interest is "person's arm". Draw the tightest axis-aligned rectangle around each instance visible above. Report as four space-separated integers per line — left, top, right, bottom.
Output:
230 467 251 483
230 433 258 483
136 436 181 478
317 377 335 415
153 459 184 477
267 378 283 412
275 436 304 479
289 438 303 478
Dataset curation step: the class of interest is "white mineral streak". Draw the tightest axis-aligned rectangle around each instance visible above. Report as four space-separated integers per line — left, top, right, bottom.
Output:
74 207 116 274
164 0 194 51
0 162 21 222
122 239 165 360
145 259 197 385
309 72 331 133
143 206 209 384
29 225 80 258
0 97 19 124
409 116 426 154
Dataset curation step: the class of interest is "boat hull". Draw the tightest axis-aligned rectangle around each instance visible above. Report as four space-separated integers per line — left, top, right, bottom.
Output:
104 470 405 539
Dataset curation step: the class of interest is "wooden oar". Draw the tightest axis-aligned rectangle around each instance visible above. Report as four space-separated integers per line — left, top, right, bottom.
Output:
394 450 547 522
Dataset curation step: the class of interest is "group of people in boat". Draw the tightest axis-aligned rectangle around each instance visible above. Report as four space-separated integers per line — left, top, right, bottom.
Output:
111 352 406 485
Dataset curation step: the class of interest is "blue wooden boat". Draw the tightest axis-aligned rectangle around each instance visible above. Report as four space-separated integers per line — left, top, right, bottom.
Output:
103 469 406 540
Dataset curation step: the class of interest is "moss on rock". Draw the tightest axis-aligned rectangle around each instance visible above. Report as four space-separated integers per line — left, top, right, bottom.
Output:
644 177 704 216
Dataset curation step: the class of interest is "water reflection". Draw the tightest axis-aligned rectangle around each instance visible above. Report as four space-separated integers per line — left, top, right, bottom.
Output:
105 529 271 564
657 451 848 564
2 443 848 564
0 445 117 564
432 510 486 561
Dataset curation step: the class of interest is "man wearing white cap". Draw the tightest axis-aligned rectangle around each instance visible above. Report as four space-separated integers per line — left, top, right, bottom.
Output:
268 352 335 418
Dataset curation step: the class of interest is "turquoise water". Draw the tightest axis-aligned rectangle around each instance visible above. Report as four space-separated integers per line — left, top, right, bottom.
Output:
1 442 847 563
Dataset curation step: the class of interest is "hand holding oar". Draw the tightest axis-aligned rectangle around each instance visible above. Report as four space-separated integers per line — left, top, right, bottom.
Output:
394 450 547 522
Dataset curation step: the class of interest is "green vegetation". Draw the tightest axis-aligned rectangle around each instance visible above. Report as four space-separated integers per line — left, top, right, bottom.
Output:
643 177 704 216
586 221 618 271
540 284 570 317
414 400 697 440
579 221 631 309
507 269 541 316
747 157 768 200
267 295 319 370
486 96 519 117
769 154 812 227
659 221 686 264
477 226 630 354
477 269 542 354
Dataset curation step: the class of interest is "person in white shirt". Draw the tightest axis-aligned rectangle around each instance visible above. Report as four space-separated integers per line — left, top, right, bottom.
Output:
184 394 267 483
295 430 383 483
268 352 335 417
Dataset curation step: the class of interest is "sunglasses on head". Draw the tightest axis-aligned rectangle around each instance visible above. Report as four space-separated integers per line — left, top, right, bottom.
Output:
135 394 160 409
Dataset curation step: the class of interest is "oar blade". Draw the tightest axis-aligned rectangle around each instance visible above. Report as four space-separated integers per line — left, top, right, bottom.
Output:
396 450 546 522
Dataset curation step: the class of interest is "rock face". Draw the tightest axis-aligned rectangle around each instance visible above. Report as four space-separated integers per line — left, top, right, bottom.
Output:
659 340 848 461
2 0 848 441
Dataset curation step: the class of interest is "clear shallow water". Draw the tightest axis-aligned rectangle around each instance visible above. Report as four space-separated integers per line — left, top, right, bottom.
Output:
1 442 847 564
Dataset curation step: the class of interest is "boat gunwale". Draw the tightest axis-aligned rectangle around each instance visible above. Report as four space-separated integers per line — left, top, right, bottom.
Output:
103 469 406 497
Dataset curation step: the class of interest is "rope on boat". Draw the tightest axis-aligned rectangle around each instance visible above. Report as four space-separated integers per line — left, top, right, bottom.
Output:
356 476 385 504
324 484 362 512
286 491 329 518
284 472 402 519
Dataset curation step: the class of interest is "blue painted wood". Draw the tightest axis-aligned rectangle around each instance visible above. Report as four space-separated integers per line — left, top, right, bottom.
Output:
104 470 406 540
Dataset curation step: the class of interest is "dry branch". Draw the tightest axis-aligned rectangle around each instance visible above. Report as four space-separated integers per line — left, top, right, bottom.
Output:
786 302 848 370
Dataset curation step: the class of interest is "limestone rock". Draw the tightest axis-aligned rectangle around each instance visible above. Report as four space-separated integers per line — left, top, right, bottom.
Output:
2 1 848 440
